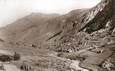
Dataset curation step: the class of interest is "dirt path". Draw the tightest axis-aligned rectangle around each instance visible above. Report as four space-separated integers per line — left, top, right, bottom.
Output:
50 53 89 71
0 50 13 55
70 60 89 71
4 64 20 71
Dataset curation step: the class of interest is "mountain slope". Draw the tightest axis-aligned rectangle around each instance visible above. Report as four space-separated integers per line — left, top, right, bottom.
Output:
1 0 113 48
0 0 115 71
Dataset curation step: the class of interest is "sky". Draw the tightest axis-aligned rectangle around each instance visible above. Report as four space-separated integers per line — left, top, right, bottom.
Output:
0 0 101 27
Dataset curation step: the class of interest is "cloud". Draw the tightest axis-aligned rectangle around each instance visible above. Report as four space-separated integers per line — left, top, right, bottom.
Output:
21 0 101 14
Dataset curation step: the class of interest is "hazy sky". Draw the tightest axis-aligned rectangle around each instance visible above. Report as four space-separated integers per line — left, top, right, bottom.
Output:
0 0 101 27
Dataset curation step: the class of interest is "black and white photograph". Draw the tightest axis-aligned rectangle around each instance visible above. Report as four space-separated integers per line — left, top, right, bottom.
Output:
0 0 114 71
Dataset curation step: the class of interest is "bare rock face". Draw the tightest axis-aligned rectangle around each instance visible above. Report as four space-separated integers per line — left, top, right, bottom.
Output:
77 0 112 33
